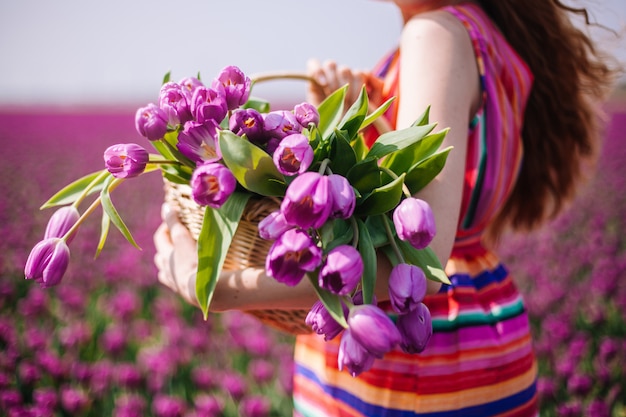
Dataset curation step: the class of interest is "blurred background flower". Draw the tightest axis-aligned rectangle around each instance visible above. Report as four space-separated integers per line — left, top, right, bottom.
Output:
0 0 625 415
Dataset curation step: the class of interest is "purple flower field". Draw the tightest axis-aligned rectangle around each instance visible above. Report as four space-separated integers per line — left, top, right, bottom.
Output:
1 99 625 416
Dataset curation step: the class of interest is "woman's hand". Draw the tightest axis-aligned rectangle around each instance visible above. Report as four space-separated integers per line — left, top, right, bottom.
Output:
153 204 199 307
306 58 383 107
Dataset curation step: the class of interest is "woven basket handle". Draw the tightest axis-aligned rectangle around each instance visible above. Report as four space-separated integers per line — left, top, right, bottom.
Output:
249 71 393 134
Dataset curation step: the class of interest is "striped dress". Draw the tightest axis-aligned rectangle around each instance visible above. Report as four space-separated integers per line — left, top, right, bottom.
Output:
293 4 538 416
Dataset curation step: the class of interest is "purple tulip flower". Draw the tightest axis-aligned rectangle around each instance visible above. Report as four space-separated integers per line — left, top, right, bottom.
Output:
328 174 356 219
44 206 79 242
258 210 292 240
263 110 301 140
104 143 149 179
191 86 228 124
347 304 401 358
319 245 363 295
212 65 251 110
338 329 376 377
305 300 346 341
265 228 322 286
293 102 320 128
135 103 168 141
229 109 267 144
388 263 427 314
272 134 314 176
396 302 433 354
281 172 332 229
159 82 192 126
393 197 436 249
178 76 204 100
24 238 70 288
190 162 236 208
177 120 221 164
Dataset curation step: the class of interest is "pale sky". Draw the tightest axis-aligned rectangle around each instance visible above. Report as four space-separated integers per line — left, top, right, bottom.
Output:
1 0 624 106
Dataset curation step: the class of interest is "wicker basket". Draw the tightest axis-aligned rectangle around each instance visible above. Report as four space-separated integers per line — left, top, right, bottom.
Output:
163 179 312 335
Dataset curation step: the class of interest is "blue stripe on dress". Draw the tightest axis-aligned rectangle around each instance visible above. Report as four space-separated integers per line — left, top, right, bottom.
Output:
295 365 537 417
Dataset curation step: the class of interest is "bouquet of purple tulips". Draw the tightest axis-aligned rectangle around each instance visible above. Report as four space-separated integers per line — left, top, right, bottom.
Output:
25 65 453 377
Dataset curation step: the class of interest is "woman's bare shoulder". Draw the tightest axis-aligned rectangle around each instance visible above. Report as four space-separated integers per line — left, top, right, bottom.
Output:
401 8 471 50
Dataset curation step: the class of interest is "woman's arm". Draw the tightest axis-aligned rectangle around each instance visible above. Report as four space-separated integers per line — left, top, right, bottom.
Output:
153 10 480 312
397 10 480 267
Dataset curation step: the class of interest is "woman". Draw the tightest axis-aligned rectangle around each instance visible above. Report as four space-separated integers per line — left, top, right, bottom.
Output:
154 0 617 415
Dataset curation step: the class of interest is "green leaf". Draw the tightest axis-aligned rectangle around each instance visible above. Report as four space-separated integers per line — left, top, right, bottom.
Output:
412 105 431 126
41 170 108 209
307 274 349 328
397 240 450 285
346 158 381 195
100 177 141 250
321 218 353 252
337 86 368 139
355 173 405 217
404 146 453 194
380 129 449 176
219 130 286 196
243 96 271 113
357 218 376 305
329 131 357 176
162 71 171 84
361 97 395 131
317 85 347 139
196 192 251 318
350 135 368 162
94 211 110 259
364 215 391 248
367 124 436 160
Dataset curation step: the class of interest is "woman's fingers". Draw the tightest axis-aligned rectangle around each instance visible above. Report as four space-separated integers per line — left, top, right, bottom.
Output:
153 204 199 306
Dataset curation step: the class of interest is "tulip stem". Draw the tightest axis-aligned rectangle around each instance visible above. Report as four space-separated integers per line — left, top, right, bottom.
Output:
381 214 405 265
148 160 183 166
379 166 412 198
318 158 332 175
72 170 109 209
63 177 124 243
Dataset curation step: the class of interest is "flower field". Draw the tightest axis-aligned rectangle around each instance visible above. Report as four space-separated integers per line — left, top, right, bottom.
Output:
0 98 625 416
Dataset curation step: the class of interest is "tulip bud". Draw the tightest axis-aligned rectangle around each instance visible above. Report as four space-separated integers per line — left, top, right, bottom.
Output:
24 238 70 288
135 103 168 141
393 197 436 249
328 174 356 219
229 109 266 144
396 302 432 354
338 329 376 377
44 206 80 243
305 300 346 341
177 120 221 164
293 102 320 128
318 245 363 295
190 162 236 208
272 134 314 176
104 143 149 179
281 172 332 230
178 76 204 101
263 111 301 140
191 86 228 124
388 263 427 314
158 82 192 126
347 304 401 358
212 65 251 110
258 211 292 240
265 228 322 286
